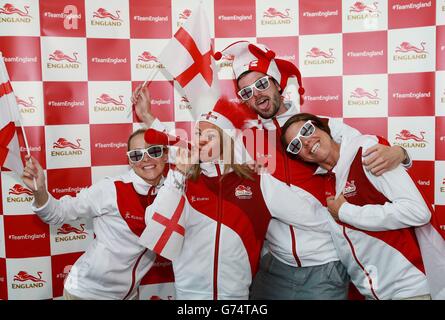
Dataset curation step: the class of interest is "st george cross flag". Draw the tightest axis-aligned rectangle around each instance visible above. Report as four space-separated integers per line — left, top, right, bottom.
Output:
138 179 187 261
158 4 220 119
0 52 23 175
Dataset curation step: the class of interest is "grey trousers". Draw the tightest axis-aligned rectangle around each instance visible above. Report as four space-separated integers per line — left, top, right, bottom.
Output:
250 253 350 300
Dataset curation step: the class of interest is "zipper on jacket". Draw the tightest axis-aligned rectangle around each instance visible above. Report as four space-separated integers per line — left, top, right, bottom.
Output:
272 118 290 186
289 226 302 267
213 165 223 300
342 226 379 300
123 248 148 300
273 118 299 265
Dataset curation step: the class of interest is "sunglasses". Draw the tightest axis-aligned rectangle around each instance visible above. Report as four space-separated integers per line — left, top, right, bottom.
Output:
237 76 271 101
286 120 316 155
127 145 164 162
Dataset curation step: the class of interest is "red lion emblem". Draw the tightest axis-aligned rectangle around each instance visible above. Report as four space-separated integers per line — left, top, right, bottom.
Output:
236 185 251 192
395 42 427 54
350 88 380 100
53 138 84 150
96 93 126 106
263 7 291 19
57 223 88 235
93 8 122 21
349 1 380 13
137 51 158 62
13 271 46 283
16 96 36 109
0 3 31 17
180 96 190 103
49 50 79 63
395 130 427 142
9 184 33 195
235 185 253 199
222 54 234 61
306 47 335 59
179 9 192 20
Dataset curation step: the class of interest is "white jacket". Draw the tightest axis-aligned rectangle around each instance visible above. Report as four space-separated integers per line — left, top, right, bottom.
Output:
32 170 159 300
324 135 431 299
244 103 361 267
139 163 272 299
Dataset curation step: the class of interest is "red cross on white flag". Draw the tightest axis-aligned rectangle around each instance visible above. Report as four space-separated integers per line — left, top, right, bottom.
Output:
158 4 220 119
0 52 24 175
139 188 187 261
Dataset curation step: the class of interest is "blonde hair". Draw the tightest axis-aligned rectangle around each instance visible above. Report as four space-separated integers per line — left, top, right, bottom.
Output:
189 125 253 181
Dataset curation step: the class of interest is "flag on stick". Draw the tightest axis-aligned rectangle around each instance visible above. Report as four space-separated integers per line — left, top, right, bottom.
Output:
158 4 220 119
0 52 24 175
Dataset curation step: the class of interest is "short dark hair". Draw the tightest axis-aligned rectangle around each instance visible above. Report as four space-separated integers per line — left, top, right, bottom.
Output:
236 70 252 90
237 70 252 81
127 128 147 151
280 113 331 157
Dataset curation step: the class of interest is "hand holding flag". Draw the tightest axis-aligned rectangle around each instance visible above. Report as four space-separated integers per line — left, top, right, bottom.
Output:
139 188 187 261
0 55 22 165
22 155 45 192
131 83 155 127
21 154 48 206
0 52 37 189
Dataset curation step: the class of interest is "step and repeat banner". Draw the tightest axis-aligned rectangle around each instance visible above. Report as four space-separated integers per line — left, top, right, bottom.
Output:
0 0 444 299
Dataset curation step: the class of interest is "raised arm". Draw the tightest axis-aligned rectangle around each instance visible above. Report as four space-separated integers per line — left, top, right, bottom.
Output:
362 144 411 175
132 83 155 127
132 83 166 132
328 118 410 176
22 155 47 207
22 155 112 225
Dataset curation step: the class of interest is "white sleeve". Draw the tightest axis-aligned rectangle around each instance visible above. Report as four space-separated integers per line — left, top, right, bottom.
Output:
329 119 412 170
31 179 115 225
139 170 187 260
328 118 361 144
150 118 167 132
260 174 328 230
338 163 431 231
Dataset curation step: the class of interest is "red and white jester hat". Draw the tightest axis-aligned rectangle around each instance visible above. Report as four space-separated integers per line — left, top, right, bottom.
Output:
214 41 305 105
198 96 258 135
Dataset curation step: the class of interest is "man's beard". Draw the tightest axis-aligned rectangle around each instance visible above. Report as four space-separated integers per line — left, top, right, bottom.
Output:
254 91 281 119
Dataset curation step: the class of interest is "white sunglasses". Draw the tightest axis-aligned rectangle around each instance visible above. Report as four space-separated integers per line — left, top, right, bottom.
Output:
127 145 164 162
286 120 316 155
237 76 272 101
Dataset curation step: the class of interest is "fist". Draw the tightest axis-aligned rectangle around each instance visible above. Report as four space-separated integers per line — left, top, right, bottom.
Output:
326 194 347 221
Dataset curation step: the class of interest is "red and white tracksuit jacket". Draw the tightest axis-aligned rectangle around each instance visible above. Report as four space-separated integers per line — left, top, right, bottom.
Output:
323 135 433 299
243 103 362 267
32 170 160 300
139 162 271 300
